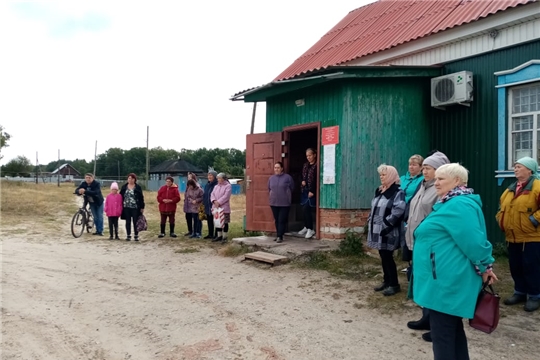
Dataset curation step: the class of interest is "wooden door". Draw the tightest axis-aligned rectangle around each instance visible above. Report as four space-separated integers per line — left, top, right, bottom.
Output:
245 132 283 232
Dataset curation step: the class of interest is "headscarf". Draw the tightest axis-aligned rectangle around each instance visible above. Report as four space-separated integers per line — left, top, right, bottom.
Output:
379 165 400 192
515 157 540 180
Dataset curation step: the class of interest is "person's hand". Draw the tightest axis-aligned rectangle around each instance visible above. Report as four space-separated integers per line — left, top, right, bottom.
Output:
213 201 220 207
192 200 197 204
301 181 306 187
308 192 314 198
482 271 498 285
78 188 85 194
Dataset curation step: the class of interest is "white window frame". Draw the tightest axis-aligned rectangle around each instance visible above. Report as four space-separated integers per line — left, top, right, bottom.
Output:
507 82 540 169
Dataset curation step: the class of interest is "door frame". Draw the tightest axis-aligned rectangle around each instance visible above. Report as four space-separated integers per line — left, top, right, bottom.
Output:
282 122 321 240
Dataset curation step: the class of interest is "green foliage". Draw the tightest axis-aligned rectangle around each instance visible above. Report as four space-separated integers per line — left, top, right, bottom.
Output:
0 125 11 160
2 155 33 176
491 242 508 260
337 230 366 257
42 146 246 179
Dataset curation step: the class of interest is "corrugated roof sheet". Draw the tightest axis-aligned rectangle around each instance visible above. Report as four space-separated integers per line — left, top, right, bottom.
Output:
275 0 534 81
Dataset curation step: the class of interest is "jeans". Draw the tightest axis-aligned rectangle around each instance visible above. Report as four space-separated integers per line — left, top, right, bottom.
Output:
508 242 540 298
429 309 469 360
89 202 104 234
303 202 314 230
191 213 201 235
379 249 398 287
271 206 290 239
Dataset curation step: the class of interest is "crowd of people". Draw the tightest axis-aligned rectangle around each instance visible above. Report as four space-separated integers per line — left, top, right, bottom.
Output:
75 148 540 360
74 171 232 243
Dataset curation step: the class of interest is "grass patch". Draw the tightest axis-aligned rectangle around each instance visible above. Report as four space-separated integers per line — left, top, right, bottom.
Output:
174 247 200 254
218 243 252 257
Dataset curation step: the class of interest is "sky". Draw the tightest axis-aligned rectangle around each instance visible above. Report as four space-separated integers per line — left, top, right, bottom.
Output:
0 0 373 165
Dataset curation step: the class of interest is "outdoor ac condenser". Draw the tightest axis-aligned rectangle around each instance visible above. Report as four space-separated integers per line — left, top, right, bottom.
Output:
431 71 473 108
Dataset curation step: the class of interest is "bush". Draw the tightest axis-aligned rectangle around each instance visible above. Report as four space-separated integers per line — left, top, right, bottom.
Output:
337 229 365 257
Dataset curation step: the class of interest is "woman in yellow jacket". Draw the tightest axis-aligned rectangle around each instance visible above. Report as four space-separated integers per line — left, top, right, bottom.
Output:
496 156 540 312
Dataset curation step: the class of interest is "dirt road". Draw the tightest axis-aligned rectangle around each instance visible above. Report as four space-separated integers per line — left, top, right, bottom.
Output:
1 232 538 360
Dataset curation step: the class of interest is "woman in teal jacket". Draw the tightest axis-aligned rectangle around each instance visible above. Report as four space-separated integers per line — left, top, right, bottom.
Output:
412 163 497 360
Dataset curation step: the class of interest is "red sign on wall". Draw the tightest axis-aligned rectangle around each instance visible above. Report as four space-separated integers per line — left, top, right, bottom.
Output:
322 126 339 145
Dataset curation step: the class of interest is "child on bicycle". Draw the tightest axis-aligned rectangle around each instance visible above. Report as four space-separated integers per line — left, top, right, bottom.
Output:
104 182 123 240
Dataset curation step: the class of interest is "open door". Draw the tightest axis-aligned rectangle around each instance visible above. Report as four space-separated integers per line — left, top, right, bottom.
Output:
245 132 283 232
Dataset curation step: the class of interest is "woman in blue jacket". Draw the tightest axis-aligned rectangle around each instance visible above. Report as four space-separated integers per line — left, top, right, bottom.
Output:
412 163 498 360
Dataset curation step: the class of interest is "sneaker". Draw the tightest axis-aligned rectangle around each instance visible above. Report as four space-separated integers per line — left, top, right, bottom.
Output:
115 235 120 240
189 234 196 238
170 233 178 238
212 236 223 242
109 235 114 240
305 229 315 239
374 283 388 292
126 236 131 241
298 227 308 235
276 237 283 243
158 233 165 238
134 235 139 241
184 232 192 236
203 234 213 239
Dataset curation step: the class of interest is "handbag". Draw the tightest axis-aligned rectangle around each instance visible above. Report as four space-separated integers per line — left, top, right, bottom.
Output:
212 207 224 228
198 203 207 221
469 279 500 334
136 214 148 232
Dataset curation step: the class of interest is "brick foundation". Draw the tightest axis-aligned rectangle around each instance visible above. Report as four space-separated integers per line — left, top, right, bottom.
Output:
319 208 370 240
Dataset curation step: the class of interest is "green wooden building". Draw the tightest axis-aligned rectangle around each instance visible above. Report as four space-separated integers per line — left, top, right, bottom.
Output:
233 0 540 241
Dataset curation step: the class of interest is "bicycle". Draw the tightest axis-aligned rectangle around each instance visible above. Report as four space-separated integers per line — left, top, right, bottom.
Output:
71 195 94 238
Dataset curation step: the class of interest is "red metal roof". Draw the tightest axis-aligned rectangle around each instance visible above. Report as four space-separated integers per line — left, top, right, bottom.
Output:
275 0 534 81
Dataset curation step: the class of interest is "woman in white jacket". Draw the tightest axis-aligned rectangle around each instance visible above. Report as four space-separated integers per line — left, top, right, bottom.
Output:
405 151 450 343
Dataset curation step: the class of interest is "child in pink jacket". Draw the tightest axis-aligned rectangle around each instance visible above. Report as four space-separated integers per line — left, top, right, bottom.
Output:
104 182 123 240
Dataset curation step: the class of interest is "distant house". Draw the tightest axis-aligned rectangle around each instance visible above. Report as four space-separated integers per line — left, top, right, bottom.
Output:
51 163 80 180
149 159 205 180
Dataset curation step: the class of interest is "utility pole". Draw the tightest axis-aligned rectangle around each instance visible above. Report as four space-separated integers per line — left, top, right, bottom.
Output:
250 102 257 134
93 141 97 177
35 152 38 184
146 126 150 188
57 149 60 187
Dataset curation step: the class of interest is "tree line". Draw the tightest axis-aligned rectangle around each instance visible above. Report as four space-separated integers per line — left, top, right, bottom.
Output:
1 146 246 178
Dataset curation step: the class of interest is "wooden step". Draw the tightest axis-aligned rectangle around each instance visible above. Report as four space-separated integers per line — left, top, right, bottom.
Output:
243 251 289 265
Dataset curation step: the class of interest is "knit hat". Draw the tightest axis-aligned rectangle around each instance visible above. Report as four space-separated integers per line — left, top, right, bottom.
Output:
515 156 540 179
110 182 119 190
423 151 450 170
208 170 218 179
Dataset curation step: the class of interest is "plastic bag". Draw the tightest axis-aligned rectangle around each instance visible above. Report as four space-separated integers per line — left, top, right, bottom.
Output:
212 207 224 228
136 214 148 232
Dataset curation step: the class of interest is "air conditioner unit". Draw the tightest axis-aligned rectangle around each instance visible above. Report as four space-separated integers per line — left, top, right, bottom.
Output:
431 71 473 108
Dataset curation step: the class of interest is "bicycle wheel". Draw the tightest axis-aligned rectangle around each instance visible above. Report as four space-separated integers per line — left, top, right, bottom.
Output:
71 210 86 238
86 211 94 233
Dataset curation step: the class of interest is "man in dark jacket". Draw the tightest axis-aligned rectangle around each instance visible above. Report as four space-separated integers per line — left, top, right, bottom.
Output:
74 173 104 236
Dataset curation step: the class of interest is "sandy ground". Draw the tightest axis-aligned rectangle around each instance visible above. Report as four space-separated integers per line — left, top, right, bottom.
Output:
1 225 539 360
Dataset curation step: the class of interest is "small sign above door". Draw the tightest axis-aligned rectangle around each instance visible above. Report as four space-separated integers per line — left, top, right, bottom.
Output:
322 126 339 145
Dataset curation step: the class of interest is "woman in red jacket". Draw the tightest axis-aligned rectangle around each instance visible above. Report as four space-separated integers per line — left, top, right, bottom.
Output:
157 176 181 238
